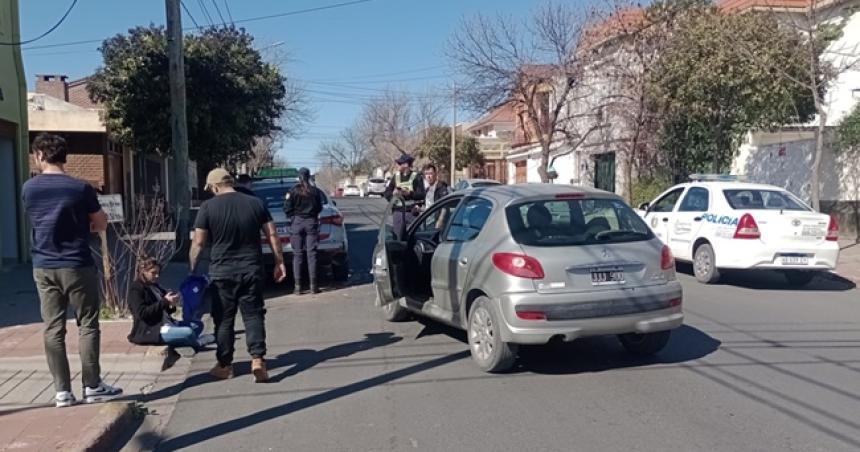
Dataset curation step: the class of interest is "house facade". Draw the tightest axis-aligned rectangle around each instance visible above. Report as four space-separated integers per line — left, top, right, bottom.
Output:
28 74 199 223
0 0 28 265
465 103 515 184
727 0 860 236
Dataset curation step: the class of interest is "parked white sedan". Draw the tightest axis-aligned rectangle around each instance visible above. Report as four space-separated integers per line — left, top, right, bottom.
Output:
638 175 840 286
343 185 363 197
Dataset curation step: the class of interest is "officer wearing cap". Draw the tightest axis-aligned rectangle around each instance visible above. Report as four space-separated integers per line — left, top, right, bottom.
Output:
384 153 425 240
284 167 325 295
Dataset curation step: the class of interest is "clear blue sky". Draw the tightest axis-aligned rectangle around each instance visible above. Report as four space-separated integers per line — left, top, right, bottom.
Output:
19 0 543 171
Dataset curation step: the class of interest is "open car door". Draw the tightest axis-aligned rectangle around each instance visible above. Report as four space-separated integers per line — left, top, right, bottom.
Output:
372 195 407 306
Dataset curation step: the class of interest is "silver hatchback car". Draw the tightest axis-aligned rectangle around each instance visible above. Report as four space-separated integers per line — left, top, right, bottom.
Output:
372 184 683 372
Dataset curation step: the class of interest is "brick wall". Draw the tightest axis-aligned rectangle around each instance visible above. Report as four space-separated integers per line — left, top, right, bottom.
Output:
67 80 98 109
35 75 68 102
29 154 104 190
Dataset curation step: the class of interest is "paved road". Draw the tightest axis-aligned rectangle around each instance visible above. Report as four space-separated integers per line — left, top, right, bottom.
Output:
154 197 860 452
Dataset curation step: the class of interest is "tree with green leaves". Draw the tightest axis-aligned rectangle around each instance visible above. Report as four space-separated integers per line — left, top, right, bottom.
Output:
837 102 860 152
416 126 483 177
88 26 306 171
721 1 860 210
648 7 816 181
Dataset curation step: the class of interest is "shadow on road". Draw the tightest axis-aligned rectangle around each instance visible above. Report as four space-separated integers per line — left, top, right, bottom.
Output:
154 348 471 451
412 319 720 376
676 262 856 291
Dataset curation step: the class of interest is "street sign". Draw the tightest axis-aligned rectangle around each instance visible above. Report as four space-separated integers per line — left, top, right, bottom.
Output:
97 194 125 223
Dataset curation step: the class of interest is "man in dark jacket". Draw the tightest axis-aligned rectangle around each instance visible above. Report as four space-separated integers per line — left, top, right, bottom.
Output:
421 163 449 210
384 154 425 240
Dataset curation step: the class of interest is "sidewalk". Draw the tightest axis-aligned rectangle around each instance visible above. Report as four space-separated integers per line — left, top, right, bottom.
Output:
0 320 191 451
0 262 196 452
837 240 860 284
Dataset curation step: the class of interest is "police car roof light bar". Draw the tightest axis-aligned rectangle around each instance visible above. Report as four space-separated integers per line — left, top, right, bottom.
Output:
688 173 748 182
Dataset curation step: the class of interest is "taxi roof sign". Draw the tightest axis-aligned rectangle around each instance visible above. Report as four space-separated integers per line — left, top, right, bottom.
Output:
689 173 748 182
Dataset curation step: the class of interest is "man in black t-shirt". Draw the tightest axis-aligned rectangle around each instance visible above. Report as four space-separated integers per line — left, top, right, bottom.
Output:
190 168 286 382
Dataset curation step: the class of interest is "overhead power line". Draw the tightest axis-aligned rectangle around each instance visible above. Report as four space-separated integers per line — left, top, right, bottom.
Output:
0 0 79 46
180 0 202 29
22 0 375 50
223 0 235 25
211 0 227 25
196 0 215 26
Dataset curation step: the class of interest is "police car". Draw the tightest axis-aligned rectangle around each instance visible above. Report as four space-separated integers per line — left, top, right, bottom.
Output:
638 175 839 286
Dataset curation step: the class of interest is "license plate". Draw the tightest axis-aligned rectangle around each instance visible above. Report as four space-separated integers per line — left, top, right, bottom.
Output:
801 226 824 237
780 255 809 265
277 226 288 234
591 270 625 285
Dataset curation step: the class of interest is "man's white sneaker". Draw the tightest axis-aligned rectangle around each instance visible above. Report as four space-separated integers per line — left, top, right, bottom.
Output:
84 382 123 404
55 391 77 408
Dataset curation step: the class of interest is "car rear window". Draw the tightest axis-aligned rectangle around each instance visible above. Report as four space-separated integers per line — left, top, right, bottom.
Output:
723 189 809 211
254 184 295 209
506 198 653 246
369 178 385 183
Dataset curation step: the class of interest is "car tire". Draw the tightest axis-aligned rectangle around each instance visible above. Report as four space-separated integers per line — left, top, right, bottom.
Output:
382 300 410 322
617 330 672 356
782 270 816 287
693 243 720 284
467 297 517 373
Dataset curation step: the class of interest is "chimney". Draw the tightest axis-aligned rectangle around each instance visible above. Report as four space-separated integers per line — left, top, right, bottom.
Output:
35 74 69 101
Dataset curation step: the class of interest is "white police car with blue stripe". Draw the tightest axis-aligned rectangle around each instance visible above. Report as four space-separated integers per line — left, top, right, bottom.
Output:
637 175 840 286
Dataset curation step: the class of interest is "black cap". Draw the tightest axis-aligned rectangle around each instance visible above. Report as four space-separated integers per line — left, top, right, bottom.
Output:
395 154 414 165
298 167 311 178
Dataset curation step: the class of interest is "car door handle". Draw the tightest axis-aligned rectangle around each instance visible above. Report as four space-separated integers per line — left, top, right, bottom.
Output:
693 217 702 222
459 257 468 266
662 217 669 223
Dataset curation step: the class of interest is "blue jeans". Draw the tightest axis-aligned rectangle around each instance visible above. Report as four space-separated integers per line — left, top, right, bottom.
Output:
160 321 203 348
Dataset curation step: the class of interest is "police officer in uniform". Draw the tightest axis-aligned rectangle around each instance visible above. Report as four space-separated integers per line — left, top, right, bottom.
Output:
384 154 425 240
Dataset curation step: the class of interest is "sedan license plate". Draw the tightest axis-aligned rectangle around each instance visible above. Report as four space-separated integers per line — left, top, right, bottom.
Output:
591 270 625 285
780 255 809 265
276 226 288 234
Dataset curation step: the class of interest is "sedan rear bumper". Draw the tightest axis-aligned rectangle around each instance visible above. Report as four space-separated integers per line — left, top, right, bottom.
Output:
495 282 683 344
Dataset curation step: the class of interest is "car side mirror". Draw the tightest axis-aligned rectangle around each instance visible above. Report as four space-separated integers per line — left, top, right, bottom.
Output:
638 202 650 211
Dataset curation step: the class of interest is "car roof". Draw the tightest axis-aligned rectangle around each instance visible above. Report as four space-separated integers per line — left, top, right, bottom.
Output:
674 181 789 191
460 183 617 204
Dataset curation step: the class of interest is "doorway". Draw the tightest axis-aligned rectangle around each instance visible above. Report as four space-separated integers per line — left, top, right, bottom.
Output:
0 137 20 262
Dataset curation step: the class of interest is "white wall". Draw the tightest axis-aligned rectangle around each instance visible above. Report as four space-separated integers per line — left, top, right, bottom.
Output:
732 131 860 203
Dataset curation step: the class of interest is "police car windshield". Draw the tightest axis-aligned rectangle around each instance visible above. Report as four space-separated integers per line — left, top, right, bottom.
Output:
507 198 653 247
723 189 809 211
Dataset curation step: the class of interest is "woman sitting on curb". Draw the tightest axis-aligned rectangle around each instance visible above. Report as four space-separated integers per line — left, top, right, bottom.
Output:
127 257 213 352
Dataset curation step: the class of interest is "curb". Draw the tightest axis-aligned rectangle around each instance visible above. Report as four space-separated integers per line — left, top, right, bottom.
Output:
70 402 137 452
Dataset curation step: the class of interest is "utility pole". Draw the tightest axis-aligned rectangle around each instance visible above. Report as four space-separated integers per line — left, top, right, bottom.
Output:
166 0 191 252
450 85 457 186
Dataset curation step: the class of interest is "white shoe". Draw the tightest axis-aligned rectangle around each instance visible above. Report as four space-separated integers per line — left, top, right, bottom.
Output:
55 391 77 408
84 382 123 404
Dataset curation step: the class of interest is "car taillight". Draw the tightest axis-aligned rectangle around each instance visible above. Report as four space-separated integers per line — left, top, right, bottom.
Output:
320 214 344 226
516 310 547 320
661 245 675 270
492 253 545 279
734 214 760 240
826 215 839 241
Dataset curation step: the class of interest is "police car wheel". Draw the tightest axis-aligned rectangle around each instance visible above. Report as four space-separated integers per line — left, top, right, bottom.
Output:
693 243 720 284
782 270 816 287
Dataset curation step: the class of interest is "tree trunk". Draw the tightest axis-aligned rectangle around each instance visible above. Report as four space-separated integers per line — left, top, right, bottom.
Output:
539 145 550 183
811 111 826 211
